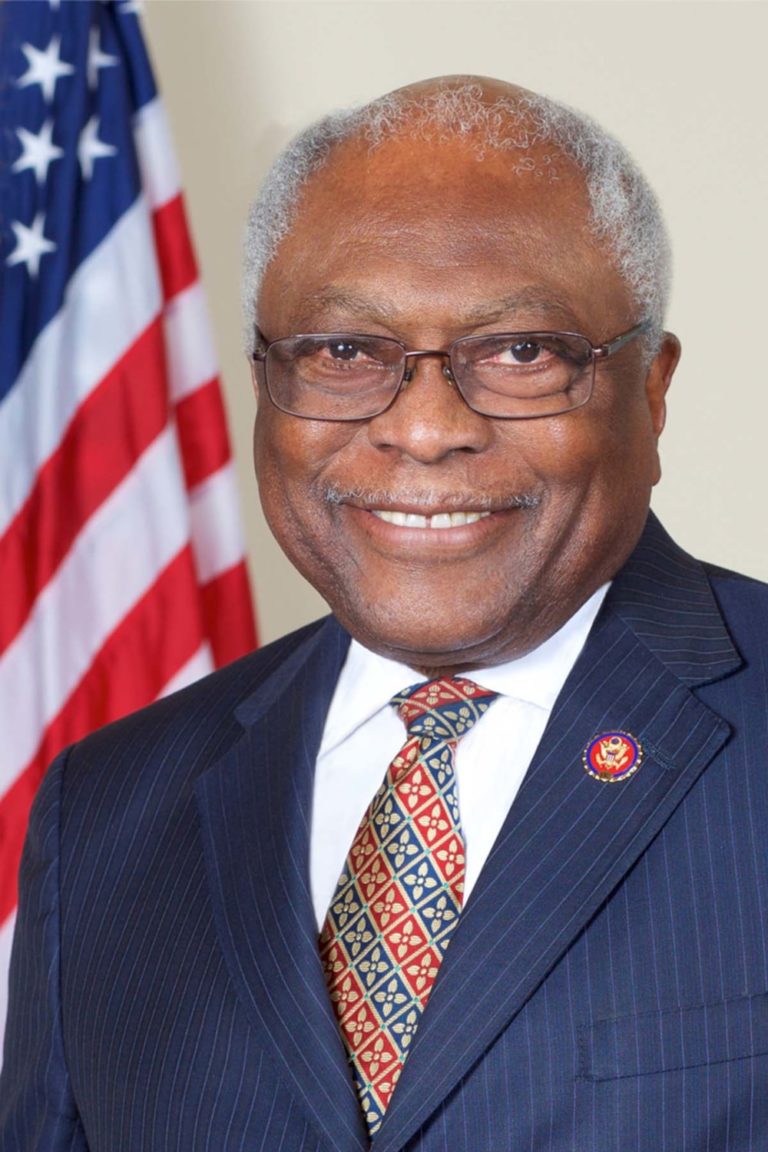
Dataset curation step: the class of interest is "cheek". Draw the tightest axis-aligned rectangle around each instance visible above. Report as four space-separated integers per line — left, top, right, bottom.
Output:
254 406 335 495
506 403 657 562
534 390 659 493
500 416 605 498
252 408 356 569
254 409 319 524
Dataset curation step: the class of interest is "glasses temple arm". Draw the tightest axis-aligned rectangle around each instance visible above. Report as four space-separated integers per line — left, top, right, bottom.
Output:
595 319 652 359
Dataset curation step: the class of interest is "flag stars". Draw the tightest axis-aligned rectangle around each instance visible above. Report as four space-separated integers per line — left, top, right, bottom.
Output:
17 37 74 104
6 213 57 278
87 27 119 89
12 121 64 186
78 116 117 180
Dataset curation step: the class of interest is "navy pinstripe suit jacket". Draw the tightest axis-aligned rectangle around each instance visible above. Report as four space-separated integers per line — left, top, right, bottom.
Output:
3 514 768 1151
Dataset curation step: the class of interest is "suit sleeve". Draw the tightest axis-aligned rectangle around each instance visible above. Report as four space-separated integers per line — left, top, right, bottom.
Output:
0 749 89 1150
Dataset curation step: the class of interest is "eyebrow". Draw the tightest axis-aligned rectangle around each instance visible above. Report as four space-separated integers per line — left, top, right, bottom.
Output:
296 287 581 330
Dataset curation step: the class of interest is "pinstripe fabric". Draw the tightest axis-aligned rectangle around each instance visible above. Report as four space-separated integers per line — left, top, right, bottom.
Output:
3 513 768 1151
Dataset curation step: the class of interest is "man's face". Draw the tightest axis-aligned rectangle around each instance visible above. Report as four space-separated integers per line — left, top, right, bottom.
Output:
254 132 678 674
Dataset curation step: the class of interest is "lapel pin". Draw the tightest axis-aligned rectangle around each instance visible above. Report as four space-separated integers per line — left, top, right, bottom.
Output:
583 731 643 782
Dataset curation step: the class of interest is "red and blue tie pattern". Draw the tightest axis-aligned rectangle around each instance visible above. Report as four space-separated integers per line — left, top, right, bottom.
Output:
319 676 499 1136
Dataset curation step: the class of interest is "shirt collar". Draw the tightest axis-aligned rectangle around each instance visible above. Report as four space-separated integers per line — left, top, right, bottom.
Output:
319 582 609 757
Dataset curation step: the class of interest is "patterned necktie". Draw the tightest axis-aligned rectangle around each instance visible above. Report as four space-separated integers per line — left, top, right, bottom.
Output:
319 676 499 1137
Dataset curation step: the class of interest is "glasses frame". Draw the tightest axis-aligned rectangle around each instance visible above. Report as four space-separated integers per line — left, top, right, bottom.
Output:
250 319 652 422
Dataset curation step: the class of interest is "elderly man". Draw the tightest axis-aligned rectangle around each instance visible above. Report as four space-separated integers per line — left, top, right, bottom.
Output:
3 76 768 1152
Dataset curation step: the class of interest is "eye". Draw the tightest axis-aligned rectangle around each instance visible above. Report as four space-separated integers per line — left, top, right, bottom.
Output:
284 335 403 379
324 339 368 362
482 335 589 370
307 337 391 371
483 336 554 368
506 340 547 365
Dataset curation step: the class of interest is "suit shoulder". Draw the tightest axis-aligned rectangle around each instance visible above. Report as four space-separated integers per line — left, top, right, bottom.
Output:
703 562 768 658
705 561 768 611
60 615 336 794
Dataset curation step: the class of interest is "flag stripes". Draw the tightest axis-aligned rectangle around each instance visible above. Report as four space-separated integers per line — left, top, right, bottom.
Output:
200 563 259 670
2 428 196 791
175 380 231 489
0 199 161 533
0 546 208 926
0 318 168 653
0 0 257 1021
153 194 198 300
163 282 220 402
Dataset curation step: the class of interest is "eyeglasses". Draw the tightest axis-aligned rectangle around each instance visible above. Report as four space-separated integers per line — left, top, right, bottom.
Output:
251 320 651 422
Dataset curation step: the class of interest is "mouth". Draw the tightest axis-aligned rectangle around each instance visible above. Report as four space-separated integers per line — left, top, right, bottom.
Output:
371 509 492 529
323 485 539 551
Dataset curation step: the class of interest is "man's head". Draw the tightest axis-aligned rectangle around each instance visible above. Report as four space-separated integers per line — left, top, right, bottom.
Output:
246 76 680 675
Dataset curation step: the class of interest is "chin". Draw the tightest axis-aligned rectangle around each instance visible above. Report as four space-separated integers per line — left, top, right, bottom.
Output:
335 598 510 669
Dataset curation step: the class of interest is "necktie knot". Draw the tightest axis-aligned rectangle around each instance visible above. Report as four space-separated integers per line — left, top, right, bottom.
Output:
392 676 499 743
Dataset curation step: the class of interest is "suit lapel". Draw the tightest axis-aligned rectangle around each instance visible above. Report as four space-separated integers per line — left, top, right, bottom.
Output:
376 516 742 1151
195 617 369 1152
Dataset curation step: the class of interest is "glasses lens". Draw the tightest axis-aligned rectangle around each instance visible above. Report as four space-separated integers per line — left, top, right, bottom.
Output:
266 335 403 420
453 333 594 417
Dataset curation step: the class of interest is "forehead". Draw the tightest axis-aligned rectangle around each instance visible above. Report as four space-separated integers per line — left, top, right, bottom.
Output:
259 132 633 335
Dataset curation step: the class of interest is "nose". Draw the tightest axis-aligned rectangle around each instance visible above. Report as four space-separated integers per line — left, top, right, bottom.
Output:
366 354 492 463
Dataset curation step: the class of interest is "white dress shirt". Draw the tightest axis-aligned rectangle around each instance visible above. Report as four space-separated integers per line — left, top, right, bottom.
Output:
310 584 609 929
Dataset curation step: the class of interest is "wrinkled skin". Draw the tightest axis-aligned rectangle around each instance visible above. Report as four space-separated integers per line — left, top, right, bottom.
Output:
253 80 680 676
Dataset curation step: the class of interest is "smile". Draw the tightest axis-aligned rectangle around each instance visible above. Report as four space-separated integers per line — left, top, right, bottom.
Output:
371 510 492 529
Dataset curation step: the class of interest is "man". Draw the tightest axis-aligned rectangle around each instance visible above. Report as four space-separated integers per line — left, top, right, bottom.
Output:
3 76 768 1151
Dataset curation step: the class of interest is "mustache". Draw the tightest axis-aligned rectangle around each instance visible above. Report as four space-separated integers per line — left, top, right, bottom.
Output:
322 483 541 512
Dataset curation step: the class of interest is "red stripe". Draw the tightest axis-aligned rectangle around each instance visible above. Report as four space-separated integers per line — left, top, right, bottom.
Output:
152 193 198 302
0 546 205 924
174 376 232 490
201 560 258 668
0 768 37 926
0 319 168 657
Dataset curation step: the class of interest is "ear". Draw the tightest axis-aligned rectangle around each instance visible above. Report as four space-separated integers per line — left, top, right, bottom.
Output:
645 332 681 439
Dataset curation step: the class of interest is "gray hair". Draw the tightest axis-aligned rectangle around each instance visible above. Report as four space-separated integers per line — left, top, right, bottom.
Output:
242 82 671 355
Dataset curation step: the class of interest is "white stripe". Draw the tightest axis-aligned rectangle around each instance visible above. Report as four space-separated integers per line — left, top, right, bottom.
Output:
164 281 219 403
159 645 214 699
133 97 181 211
188 463 247 585
0 198 162 535
0 911 16 1072
0 428 191 797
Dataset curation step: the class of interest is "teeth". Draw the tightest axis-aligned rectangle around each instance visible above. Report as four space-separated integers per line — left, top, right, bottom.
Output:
373 510 491 529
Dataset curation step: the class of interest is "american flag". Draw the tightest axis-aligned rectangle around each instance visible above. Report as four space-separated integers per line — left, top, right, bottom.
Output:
0 0 258 1043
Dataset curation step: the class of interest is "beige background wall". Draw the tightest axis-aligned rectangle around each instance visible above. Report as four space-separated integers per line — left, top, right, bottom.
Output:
143 0 767 645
